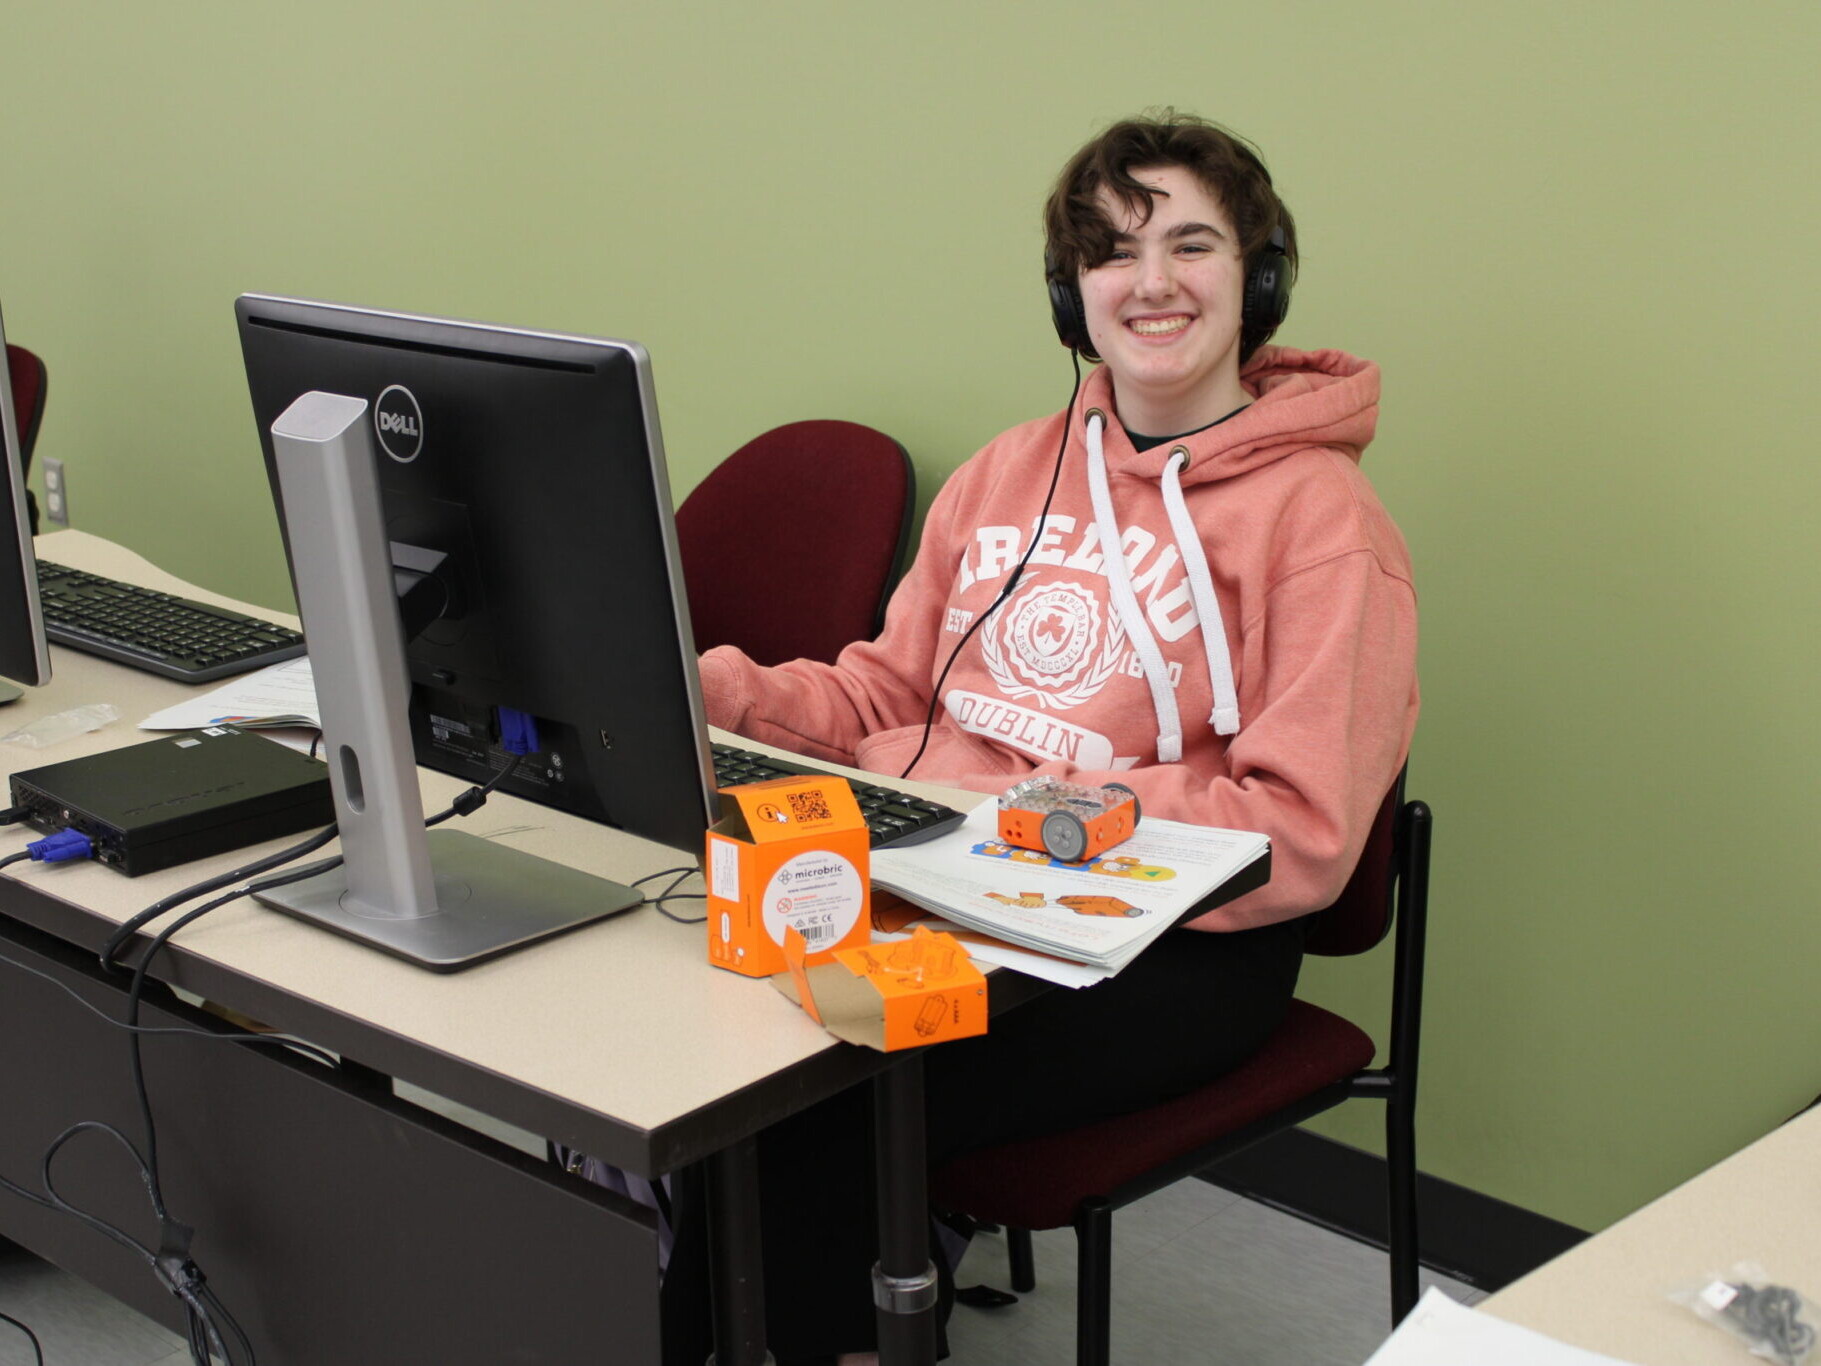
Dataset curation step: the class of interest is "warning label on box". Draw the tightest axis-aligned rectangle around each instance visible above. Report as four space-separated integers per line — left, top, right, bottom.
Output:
762 852 864 951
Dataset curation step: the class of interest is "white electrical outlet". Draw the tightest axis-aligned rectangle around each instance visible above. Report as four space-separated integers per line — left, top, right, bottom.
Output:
42 456 69 526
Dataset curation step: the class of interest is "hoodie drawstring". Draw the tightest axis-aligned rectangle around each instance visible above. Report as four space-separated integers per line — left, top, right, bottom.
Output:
1084 414 1241 762
1084 413 1184 762
1160 449 1241 736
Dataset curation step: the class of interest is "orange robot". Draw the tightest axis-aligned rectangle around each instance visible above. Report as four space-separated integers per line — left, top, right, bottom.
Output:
996 776 1140 864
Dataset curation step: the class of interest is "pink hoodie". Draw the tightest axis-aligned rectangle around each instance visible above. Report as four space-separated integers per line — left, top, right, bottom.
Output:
699 346 1418 930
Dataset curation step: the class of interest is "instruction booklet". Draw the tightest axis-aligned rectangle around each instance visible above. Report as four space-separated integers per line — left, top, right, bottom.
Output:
870 804 1268 979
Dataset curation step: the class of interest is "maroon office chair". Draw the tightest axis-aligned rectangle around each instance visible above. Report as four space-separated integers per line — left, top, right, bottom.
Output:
5 344 48 535
675 420 913 666
933 773 1432 1366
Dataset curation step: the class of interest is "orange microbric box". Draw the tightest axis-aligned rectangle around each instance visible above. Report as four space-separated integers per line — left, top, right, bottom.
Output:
705 774 871 977
775 925 989 1051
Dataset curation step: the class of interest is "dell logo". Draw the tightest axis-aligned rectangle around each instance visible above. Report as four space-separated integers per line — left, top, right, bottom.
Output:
374 385 424 463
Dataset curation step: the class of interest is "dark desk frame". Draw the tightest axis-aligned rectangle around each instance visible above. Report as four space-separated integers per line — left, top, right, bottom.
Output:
2 832 1265 1364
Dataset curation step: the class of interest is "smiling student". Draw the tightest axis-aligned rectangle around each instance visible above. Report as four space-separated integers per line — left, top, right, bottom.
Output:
695 110 1418 1364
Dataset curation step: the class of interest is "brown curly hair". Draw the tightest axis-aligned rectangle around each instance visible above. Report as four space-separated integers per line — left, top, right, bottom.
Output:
1043 110 1297 362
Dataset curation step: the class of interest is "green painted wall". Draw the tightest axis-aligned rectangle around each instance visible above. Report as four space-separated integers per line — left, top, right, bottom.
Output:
5 1 1816 1232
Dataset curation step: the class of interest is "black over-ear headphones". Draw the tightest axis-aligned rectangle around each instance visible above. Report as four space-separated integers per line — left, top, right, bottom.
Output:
1046 223 1291 362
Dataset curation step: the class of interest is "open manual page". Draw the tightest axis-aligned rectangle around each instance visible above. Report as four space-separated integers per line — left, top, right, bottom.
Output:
870 802 1267 982
138 656 321 752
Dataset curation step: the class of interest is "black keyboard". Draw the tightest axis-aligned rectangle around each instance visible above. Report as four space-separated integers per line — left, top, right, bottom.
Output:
712 743 967 850
36 560 306 684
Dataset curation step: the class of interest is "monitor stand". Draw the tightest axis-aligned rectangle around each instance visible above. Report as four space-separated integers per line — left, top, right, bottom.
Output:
255 391 641 972
0 680 21 704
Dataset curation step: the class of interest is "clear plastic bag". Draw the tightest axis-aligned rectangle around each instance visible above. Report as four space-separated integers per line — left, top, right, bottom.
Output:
0 702 121 749
1673 1263 1817 1365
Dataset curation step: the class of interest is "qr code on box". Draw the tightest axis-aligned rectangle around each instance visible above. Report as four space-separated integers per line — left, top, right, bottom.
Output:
787 788 834 823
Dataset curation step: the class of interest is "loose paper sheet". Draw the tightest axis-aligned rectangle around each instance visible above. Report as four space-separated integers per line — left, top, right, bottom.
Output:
1363 1288 1648 1366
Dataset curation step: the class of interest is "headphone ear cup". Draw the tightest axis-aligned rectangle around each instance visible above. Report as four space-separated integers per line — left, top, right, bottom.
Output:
1045 255 1100 362
1241 250 1290 331
1240 228 1292 355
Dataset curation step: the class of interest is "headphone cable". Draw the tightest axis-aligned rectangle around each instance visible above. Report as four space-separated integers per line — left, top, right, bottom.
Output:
900 348 1084 779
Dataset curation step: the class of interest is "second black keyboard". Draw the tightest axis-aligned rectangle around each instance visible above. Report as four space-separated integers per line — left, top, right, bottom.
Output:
712 742 967 849
37 560 306 684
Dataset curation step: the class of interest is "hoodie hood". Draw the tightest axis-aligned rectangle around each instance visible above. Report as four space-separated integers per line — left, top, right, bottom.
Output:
1086 344 1381 486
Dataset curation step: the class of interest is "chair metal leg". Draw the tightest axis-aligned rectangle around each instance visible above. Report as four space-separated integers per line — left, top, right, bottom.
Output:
1074 1198 1113 1366
1008 1226 1036 1293
1386 1089 1420 1323
873 1057 939 1366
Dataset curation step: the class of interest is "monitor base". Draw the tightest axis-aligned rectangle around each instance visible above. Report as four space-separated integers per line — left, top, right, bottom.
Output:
254 828 644 972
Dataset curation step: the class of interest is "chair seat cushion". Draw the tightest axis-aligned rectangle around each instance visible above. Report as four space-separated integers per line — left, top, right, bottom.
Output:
932 999 1375 1231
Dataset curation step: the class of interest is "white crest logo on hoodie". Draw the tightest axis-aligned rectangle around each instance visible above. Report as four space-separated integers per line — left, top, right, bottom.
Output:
981 580 1126 710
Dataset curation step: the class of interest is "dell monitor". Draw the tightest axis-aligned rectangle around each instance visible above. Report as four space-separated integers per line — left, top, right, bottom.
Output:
0 301 51 702
235 296 718 968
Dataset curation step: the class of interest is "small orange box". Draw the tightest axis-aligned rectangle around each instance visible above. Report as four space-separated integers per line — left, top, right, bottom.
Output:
705 775 871 977
775 925 989 1051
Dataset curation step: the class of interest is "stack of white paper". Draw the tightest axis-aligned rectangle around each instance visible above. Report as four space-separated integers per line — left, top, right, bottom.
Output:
871 804 1268 977
139 656 321 733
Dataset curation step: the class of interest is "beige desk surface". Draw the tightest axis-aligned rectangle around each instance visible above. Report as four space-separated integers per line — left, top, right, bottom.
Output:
6 530 987 1173
1480 1104 1821 1363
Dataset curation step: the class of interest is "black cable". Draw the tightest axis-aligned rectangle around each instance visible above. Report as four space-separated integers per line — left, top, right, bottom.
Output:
99 823 341 972
111 757 525 1222
83 756 525 1363
112 752 529 1182
36 1121 165 1256
11 749 531 1364
0 946 338 1067
425 752 522 827
26 1119 242 1364
632 865 707 924
0 849 31 870
0 1309 44 1366
1721 1282 1816 1366
97 749 523 972
0 805 30 826
899 348 1085 779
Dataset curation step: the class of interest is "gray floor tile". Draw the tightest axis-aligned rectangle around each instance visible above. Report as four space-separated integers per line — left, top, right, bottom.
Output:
946 1189 1482 1365
949 1195 1191 1354
0 1240 182 1366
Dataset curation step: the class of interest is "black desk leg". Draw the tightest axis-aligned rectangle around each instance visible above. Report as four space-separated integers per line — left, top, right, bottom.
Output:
873 1055 938 1366
706 1135 773 1366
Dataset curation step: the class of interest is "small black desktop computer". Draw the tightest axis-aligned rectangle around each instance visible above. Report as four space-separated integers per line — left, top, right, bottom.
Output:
10 727 334 876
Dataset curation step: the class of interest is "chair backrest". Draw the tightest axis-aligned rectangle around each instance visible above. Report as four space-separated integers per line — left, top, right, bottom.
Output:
4 344 47 537
674 419 913 667
5 344 47 468
1305 766 1408 958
